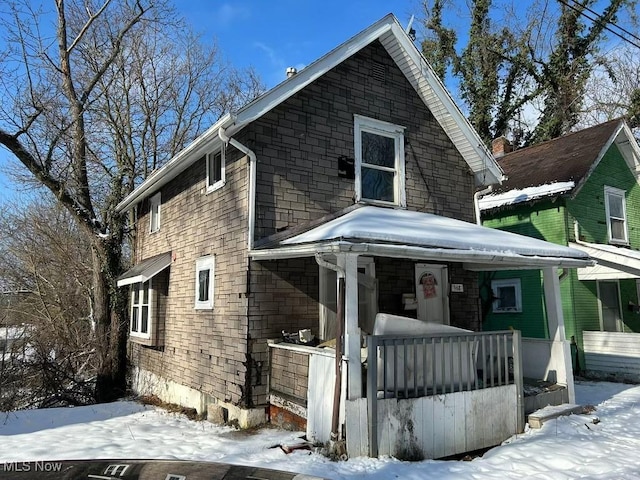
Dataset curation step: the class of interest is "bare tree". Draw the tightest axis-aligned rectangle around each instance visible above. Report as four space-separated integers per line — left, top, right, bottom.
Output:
0 201 95 409
0 0 263 402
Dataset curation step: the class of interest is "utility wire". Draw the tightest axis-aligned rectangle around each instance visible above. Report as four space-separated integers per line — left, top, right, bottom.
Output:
556 0 640 50
568 0 640 46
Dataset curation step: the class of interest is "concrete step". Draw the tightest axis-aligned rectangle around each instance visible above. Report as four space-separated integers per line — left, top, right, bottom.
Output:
528 403 587 429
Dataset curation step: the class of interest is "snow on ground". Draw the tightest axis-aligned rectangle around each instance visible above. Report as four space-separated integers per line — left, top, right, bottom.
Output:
0 381 639 479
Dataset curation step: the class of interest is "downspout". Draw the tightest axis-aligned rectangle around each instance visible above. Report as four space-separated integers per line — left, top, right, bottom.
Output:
218 127 257 250
474 186 493 225
218 127 257 410
315 254 345 444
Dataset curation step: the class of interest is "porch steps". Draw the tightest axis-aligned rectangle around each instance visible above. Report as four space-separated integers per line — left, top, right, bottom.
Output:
527 404 586 429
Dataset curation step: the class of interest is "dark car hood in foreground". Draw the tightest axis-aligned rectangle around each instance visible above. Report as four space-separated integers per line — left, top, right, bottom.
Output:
0 459 326 480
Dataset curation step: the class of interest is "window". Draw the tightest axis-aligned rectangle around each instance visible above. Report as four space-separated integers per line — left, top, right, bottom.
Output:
165 475 186 480
130 281 152 338
605 186 628 244
195 256 215 309
206 148 225 192
150 192 161 233
354 115 406 206
598 280 622 332
491 279 522 313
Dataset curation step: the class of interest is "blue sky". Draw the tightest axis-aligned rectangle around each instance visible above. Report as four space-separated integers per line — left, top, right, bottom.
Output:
181 1 421 88
0 0 421 203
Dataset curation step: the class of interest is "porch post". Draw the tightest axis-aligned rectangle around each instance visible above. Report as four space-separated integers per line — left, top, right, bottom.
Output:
338 253 361 399
542 266 576 403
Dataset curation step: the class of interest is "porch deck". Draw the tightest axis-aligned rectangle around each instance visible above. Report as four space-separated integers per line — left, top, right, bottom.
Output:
269 329 532 459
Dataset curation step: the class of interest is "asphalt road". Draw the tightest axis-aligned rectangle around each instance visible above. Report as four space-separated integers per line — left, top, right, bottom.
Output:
0 459 325 480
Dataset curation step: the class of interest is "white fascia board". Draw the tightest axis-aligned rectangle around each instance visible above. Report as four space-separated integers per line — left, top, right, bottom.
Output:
115 113 233 213
251 241 593 269
572 120 624 198
385 23 504 186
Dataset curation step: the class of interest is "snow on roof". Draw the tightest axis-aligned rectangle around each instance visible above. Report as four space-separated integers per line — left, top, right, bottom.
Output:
479 181 575 211
281 206 589 260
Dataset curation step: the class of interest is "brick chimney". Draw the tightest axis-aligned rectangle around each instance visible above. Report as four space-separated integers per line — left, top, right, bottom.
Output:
492 136 513 158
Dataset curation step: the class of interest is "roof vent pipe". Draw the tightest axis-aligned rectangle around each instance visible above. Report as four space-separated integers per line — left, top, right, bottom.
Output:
286 67 297 78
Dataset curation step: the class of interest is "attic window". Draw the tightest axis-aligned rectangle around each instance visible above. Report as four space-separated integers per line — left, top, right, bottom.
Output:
354 115 406 206
604 186 628 244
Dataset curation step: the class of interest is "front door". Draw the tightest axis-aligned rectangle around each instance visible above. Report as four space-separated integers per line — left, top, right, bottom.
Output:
598 280 623 332
415 264 449 324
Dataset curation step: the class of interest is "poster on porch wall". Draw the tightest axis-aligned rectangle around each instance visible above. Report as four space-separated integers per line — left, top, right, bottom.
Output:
420 272 438 299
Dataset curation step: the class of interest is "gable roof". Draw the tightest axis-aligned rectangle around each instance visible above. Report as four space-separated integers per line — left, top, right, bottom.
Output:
116 14 503 213
480 119 640 211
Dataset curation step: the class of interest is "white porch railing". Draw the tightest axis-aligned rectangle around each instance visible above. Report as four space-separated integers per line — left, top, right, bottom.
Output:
364 330 523 458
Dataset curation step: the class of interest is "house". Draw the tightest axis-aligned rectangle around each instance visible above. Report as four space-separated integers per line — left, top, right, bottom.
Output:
480 119 640 380
115 14 592 459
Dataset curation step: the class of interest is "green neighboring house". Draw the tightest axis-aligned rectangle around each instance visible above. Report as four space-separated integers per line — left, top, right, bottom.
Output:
480 119 640 371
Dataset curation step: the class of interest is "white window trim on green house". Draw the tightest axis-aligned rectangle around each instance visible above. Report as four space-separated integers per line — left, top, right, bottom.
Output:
491 278 522 313
195 256 215 310
354 114 406 207
604 185 628 245
130 280 153 339
149 192 161 233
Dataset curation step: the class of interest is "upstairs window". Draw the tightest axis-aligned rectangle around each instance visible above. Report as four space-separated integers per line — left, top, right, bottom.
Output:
605 186 628 244
491 279 522 313
354 115 406 206
149 192 161 233
206 148 225 192
130 281 152 338
195 256 215 309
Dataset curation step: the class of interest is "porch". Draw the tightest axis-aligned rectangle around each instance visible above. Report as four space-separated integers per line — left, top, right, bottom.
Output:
253 206 592 458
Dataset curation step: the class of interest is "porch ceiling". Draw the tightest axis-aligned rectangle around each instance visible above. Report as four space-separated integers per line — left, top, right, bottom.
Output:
251 207 593 270
569 241 640 279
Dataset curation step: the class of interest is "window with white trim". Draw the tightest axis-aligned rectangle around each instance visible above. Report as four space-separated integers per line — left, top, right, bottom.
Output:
130 281 152 338
354 115 406 206
206 148 225 192
195 256 215 309
150 192 161 233
491 279 522 313
604 186 628 244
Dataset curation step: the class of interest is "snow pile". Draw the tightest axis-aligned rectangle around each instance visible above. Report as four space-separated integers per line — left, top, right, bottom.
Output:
479 181 575 211
0 381 639 479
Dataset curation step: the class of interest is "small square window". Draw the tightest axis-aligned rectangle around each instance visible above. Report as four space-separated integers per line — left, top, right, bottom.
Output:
150 192 161 233
195 256 215 309
604 186 628 244
206 148 226 192
491 279 522 313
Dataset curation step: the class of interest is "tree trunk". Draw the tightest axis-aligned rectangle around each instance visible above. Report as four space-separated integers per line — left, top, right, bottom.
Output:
90 235 128 402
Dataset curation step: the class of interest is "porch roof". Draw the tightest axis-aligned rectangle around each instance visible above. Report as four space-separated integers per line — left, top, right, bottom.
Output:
117 251 172 287
569 241 640 280
250 207 593 270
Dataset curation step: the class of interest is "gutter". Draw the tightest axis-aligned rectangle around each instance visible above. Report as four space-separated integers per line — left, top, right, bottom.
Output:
218 127 257 250
474 185 492 225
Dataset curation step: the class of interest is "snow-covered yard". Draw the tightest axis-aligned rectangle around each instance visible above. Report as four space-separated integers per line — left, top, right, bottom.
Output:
1 381 639 479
